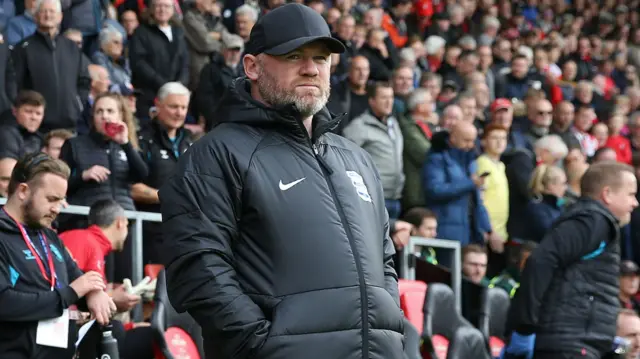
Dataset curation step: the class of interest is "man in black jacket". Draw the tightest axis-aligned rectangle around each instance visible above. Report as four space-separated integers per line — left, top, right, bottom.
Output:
0 152 116 358
8 0 90 133
502 161 639 359
0 90 46 160
159 4 405 359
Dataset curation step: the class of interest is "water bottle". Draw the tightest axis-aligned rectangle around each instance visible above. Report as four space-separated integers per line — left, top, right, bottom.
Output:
99 323 120 359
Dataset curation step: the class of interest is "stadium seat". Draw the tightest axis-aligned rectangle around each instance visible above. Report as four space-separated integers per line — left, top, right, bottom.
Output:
145 264 165 279
479 287 511 357
403 318 423 359
151 270 204 359
422 283 474 359
446 326 492 359
399 279 427 333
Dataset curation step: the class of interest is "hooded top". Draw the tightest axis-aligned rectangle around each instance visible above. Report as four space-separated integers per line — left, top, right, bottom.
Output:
159 78 405 359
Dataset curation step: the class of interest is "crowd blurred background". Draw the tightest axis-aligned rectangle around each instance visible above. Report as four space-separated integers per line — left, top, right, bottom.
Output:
3 0 640 357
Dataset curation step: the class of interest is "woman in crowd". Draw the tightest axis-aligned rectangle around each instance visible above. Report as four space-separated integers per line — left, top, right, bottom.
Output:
60 92 148 282
525 164 568 242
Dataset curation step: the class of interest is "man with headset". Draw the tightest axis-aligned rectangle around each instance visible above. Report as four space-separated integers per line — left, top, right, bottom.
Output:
0 153 116 359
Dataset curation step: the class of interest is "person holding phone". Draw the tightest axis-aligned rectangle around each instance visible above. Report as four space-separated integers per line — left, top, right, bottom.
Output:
59 93 148 283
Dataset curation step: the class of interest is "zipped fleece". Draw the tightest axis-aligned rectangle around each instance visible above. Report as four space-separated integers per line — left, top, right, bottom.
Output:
159 78 405 359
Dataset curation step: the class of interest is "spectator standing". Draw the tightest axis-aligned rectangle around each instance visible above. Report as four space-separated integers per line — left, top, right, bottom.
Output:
91 26 132 92
8 0 91 133
0 90 45 160
183 0 227 90
503 162 638 359
4 0 37 46
524 164 567 243
422 122 494 250
327 55 371 131
477 123 509 265
197 33 244 130
400 88 436 212
129 0 189 123
60 93 148 282
0 153 116 358
132 82 193 265
343 82 405 219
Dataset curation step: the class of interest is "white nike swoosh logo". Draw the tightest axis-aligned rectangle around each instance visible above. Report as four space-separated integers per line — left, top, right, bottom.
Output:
279 178 305 191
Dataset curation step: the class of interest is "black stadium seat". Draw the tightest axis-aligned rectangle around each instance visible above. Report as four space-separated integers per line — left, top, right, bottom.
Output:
151 270 205 359
403 318 423 359
479 287 511 357
446 326 492 359
422 283 475 358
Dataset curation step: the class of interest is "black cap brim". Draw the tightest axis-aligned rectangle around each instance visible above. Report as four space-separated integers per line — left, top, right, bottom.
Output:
264 35 346 56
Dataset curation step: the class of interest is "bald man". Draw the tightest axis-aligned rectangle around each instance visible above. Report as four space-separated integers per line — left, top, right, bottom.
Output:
421 121 494 266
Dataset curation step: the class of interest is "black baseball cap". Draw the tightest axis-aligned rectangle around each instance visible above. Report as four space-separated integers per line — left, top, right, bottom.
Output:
621 260 640 276
245 3 346 56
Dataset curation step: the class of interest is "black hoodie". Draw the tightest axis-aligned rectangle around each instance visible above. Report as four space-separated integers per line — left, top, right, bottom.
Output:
0 209 85 358
158 78 405 359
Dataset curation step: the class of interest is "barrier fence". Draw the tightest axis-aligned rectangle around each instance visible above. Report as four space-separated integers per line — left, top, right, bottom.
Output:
400 236 462 311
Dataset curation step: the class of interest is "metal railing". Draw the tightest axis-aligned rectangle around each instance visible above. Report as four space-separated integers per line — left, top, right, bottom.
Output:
0 198 162 290
400 236 462 311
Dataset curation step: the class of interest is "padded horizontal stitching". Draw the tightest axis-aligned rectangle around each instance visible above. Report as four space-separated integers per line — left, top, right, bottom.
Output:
183 170 243 191
275 284 361 299
270 328 360 338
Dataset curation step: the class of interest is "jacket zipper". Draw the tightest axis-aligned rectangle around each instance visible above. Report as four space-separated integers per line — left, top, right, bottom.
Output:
300 122 369 358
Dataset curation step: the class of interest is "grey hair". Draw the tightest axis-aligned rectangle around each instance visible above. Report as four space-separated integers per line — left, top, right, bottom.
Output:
458 35 476 49
35 0 61 14
407 89 432 111
425 36 446 56
236 4 259 22
399 47 416 63
99 26 123 50
157 82 191 101
535 134 569 159
483 16 500 30
88 199 125 227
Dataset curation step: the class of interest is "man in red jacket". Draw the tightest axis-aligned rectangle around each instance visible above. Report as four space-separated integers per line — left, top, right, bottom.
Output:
60 199 139 312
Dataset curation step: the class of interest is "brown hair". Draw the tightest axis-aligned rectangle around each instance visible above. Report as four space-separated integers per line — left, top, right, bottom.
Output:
43 129 74 147
92 92 139 149
14 90 46 109
580 161 635 198
366 81 393 99
402 207 437 228
481 123 508 139
462 244 487 259
8 153 70 196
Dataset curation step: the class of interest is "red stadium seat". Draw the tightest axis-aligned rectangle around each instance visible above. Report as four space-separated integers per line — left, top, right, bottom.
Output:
145 264 164 280
401 290 426 333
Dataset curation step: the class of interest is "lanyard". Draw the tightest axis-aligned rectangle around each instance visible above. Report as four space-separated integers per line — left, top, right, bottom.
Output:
3 209 56 290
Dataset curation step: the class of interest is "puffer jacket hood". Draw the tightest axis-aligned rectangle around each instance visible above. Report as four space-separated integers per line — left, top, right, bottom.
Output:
216 77 342 142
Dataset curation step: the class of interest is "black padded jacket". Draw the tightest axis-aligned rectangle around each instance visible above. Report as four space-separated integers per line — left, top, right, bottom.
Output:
159 78 405 359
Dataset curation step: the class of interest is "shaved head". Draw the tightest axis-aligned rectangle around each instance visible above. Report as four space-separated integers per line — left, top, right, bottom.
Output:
450 122 477 151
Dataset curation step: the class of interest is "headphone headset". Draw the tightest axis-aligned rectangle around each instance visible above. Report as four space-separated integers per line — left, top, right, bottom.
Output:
16 153 51 183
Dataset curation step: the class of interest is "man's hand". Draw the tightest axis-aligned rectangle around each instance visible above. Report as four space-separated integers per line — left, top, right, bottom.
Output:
471 174 486 188
487 232 505 254
392 220 413 250
111 285 141 313
70 271 106 298
87 290 117 325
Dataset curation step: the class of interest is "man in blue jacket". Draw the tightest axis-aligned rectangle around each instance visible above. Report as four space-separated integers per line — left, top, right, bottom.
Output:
422 122 495 255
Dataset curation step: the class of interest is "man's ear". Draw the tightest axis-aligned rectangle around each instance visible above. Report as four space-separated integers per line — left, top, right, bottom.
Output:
243 54 260 81
16 183 30 201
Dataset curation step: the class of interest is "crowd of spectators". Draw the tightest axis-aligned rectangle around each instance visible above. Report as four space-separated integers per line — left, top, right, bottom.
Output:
3 0 640 355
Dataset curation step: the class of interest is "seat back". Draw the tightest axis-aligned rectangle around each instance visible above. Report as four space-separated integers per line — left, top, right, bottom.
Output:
484 287 510 339
422 283 472 359
151 270 205 359
403 318 422 359
145 264 165 280
445 326 492 359
400 280 427 334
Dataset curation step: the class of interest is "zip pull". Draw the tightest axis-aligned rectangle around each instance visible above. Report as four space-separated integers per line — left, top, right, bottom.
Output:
312 144 319 155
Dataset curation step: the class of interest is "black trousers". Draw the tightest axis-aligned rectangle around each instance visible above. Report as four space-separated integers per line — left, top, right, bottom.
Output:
76 320 155 359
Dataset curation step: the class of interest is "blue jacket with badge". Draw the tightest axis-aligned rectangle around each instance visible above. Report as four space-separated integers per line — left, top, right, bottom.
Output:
421 131 492 246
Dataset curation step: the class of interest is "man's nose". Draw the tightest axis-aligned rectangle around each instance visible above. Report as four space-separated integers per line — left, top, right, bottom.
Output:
299 58 319 76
